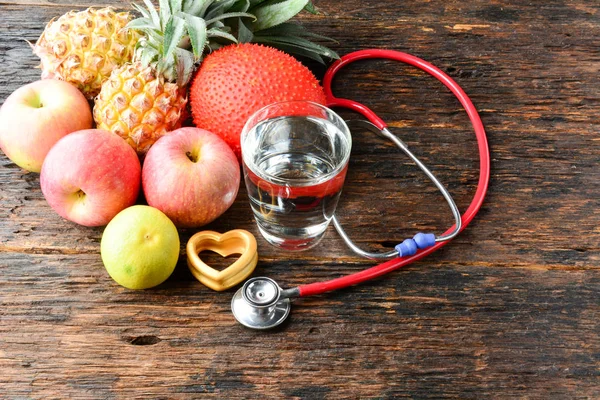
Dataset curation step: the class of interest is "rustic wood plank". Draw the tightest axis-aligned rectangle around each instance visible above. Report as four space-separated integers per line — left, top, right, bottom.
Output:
1 253 599 398
1 0 599 398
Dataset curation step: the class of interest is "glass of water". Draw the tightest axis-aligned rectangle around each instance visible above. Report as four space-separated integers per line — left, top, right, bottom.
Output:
241 101 352 251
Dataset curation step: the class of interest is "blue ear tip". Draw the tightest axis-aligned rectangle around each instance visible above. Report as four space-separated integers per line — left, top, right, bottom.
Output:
395 238 418 257
414 232 436 248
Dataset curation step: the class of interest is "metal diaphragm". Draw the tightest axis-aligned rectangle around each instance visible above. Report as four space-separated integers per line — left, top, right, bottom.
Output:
231 277 291 330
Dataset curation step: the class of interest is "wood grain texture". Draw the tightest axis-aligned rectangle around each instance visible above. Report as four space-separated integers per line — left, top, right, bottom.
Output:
1 0 599 398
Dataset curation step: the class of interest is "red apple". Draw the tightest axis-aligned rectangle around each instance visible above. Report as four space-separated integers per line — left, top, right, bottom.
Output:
40 129 141 227
0 80 92 172
142 127 240 228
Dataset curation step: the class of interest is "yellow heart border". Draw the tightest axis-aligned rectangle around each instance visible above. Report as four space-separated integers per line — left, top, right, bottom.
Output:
186 229 258 291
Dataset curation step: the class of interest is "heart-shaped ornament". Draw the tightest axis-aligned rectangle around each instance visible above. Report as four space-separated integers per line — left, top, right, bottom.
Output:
186 229 258 291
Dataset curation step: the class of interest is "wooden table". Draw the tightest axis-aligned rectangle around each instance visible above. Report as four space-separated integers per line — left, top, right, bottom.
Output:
1 1 599 398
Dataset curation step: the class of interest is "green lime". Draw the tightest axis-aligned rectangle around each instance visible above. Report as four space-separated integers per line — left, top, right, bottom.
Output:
101 205 180 289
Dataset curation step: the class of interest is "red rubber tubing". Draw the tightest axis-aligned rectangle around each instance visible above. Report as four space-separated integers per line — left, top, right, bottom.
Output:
298 49 491 297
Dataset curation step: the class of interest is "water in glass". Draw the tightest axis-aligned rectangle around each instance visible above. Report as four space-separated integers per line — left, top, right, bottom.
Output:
242 115 351 250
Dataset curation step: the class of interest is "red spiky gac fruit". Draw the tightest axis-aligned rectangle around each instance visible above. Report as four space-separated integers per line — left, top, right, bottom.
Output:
189 44 327 157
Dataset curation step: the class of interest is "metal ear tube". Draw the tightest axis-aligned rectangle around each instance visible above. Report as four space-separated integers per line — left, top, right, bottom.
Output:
231 49 490 330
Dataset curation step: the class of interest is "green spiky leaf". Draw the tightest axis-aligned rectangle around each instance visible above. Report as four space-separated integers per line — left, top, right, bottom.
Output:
140 44 160 67
126 17 161 32
250 0 309 31
206 28 238 43
163 15 187 59
237 18 254 43
132 3 151 19
205 12 255 27
143 27 165 46
183 13 208 57
141 0 160 27
182 0 195 12
263 41 324 63
174 47 196 86
304 1 317 14
257 22 338 42
201 0 221 16
205 0 239 20
228 0 251 12
169 0 182 15
252 35 336 61
159 0 172 27
185 0 212 16
160 53 177 81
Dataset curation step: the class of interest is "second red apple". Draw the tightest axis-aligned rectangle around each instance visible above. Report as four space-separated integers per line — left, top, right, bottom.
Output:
142 127 240 228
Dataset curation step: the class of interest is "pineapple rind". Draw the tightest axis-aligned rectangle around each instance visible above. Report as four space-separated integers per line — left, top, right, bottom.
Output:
93 62 187 156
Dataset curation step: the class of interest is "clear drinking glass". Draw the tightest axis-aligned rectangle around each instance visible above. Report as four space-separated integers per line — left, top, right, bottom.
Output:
241 101 352 251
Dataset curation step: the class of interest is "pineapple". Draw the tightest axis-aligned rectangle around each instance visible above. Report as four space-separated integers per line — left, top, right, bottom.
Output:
92 0 246 155
93 62 186 155
93 0 338 156
32 7 141 99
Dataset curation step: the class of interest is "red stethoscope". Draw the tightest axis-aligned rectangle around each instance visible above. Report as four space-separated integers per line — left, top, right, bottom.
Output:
231 49 491 329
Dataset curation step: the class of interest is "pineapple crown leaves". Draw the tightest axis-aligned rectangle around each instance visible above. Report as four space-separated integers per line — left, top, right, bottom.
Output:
250 0 311 31
127 0 338 85
229 0 339 63
128 0 255 86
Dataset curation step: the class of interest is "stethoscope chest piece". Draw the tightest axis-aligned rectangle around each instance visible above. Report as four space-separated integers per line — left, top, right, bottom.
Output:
231 277 291 329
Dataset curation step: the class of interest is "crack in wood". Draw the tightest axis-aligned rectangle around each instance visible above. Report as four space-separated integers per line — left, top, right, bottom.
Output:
123 335 162 346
